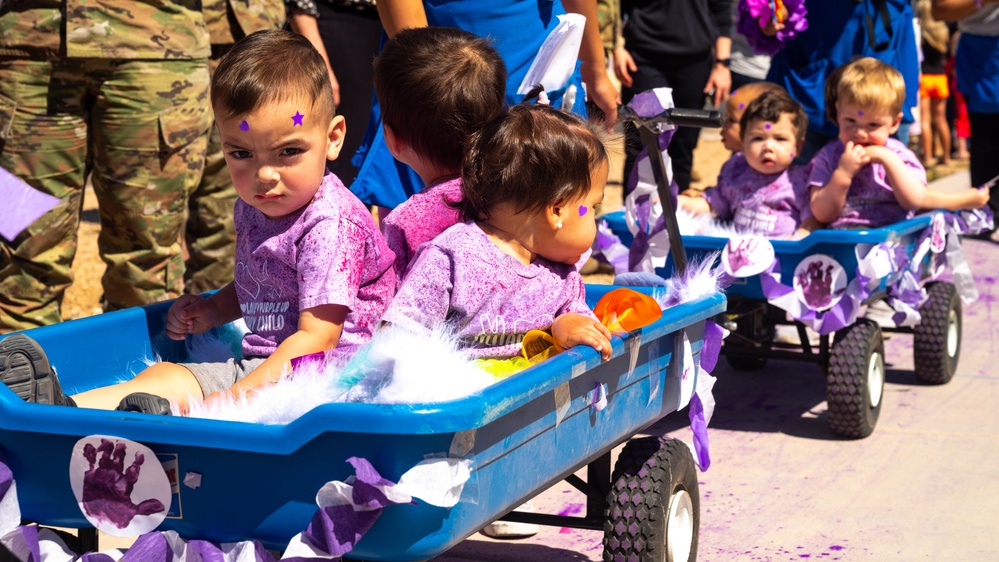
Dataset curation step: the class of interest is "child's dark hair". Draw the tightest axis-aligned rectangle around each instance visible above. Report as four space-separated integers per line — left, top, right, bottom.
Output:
212 29 336 126
459 104 609 222
739 89 809 145
374 27 507 173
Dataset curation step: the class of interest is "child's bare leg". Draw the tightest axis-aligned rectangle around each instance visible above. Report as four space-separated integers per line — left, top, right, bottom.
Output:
72 363 203 410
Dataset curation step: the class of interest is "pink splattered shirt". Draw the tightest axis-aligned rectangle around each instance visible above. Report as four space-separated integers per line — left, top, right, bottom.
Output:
807 138 923 229
383 221 595 359
703 153 811 238
234 173 396 361
381 177 462 283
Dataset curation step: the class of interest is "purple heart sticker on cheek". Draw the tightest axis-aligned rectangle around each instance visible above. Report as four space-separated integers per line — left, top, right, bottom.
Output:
579 205 588 217
240 120 249 131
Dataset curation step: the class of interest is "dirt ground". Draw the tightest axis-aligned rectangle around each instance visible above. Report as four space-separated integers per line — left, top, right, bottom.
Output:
58 130 966 320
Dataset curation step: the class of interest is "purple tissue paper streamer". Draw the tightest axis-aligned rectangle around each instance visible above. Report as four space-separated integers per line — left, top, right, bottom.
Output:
628 90 668 118
688 393 711 470
0 450 414 561
304 504 382 558
0 452 13 500
299 457 411 557
347 457 401 510
0 166 60 241
700 321 724 373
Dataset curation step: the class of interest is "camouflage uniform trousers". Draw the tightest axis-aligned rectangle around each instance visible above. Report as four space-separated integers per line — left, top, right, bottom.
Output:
0 58 211 332
184 55 235 295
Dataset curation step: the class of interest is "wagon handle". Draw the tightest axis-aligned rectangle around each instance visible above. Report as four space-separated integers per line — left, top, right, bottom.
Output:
620 106 723 277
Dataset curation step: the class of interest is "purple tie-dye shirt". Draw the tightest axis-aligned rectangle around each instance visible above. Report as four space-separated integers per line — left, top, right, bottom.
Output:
382 177 462 283
703 153 811 238
234 173 396 361
382 221 596 359
807 138 923 229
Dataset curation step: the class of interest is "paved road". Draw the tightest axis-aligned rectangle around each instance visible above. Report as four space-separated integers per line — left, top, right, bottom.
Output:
437 235 999 562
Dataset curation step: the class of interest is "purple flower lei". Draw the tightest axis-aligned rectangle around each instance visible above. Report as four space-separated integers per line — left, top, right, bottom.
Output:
736 0 809 56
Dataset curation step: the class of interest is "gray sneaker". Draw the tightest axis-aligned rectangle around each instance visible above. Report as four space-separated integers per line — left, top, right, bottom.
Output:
0 334 73 406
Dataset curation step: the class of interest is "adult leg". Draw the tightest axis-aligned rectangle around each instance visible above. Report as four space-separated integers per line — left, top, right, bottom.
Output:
90 59 211 311
968 111 999 220
185 56 236 295
316 4 383 187
0 59 89 332
622 52 712 194
931 97 951 166
647 54 713 192
920 96 935 166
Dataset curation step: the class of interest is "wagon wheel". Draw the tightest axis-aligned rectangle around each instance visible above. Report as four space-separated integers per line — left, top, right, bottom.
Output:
913 282 962 385
603 437 698 562
826 319 884 439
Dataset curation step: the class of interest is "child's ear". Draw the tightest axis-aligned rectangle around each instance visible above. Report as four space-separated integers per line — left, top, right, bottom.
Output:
888 112 904 134
325 115 346 160
383 123 401 157
546 202 565 231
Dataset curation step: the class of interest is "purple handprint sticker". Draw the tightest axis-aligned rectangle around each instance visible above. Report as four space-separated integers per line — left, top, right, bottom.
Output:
70 436 171 537
793 254 847 311
721 234 775 278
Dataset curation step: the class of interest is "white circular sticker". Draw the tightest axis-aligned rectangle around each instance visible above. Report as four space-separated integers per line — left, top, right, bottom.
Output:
793 254 848 312
70 435 171 537
722 234 776 278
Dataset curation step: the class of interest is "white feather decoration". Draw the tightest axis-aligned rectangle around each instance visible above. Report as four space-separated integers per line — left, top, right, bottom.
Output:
182 324 496 424
654 251 726 308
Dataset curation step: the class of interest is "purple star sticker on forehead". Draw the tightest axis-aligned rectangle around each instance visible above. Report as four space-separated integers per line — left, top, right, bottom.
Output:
292 111 304 126
240 120 249 131
765 123 771 130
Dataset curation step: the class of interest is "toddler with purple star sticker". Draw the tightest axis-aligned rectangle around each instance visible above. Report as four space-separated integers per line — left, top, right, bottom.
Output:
0 30 396 415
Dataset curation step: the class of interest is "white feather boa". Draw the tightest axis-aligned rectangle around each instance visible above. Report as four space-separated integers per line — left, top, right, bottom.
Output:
182 325 494 424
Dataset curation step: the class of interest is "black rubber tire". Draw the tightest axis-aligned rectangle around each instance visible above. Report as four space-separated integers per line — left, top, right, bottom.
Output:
913 282 962 385
724 353 769 371
603 437 699 562
826 319 884 439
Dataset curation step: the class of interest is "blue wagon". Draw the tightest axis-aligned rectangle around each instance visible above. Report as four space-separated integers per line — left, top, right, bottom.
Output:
0 284 725 561
601 207 978 439
599 90 987 439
